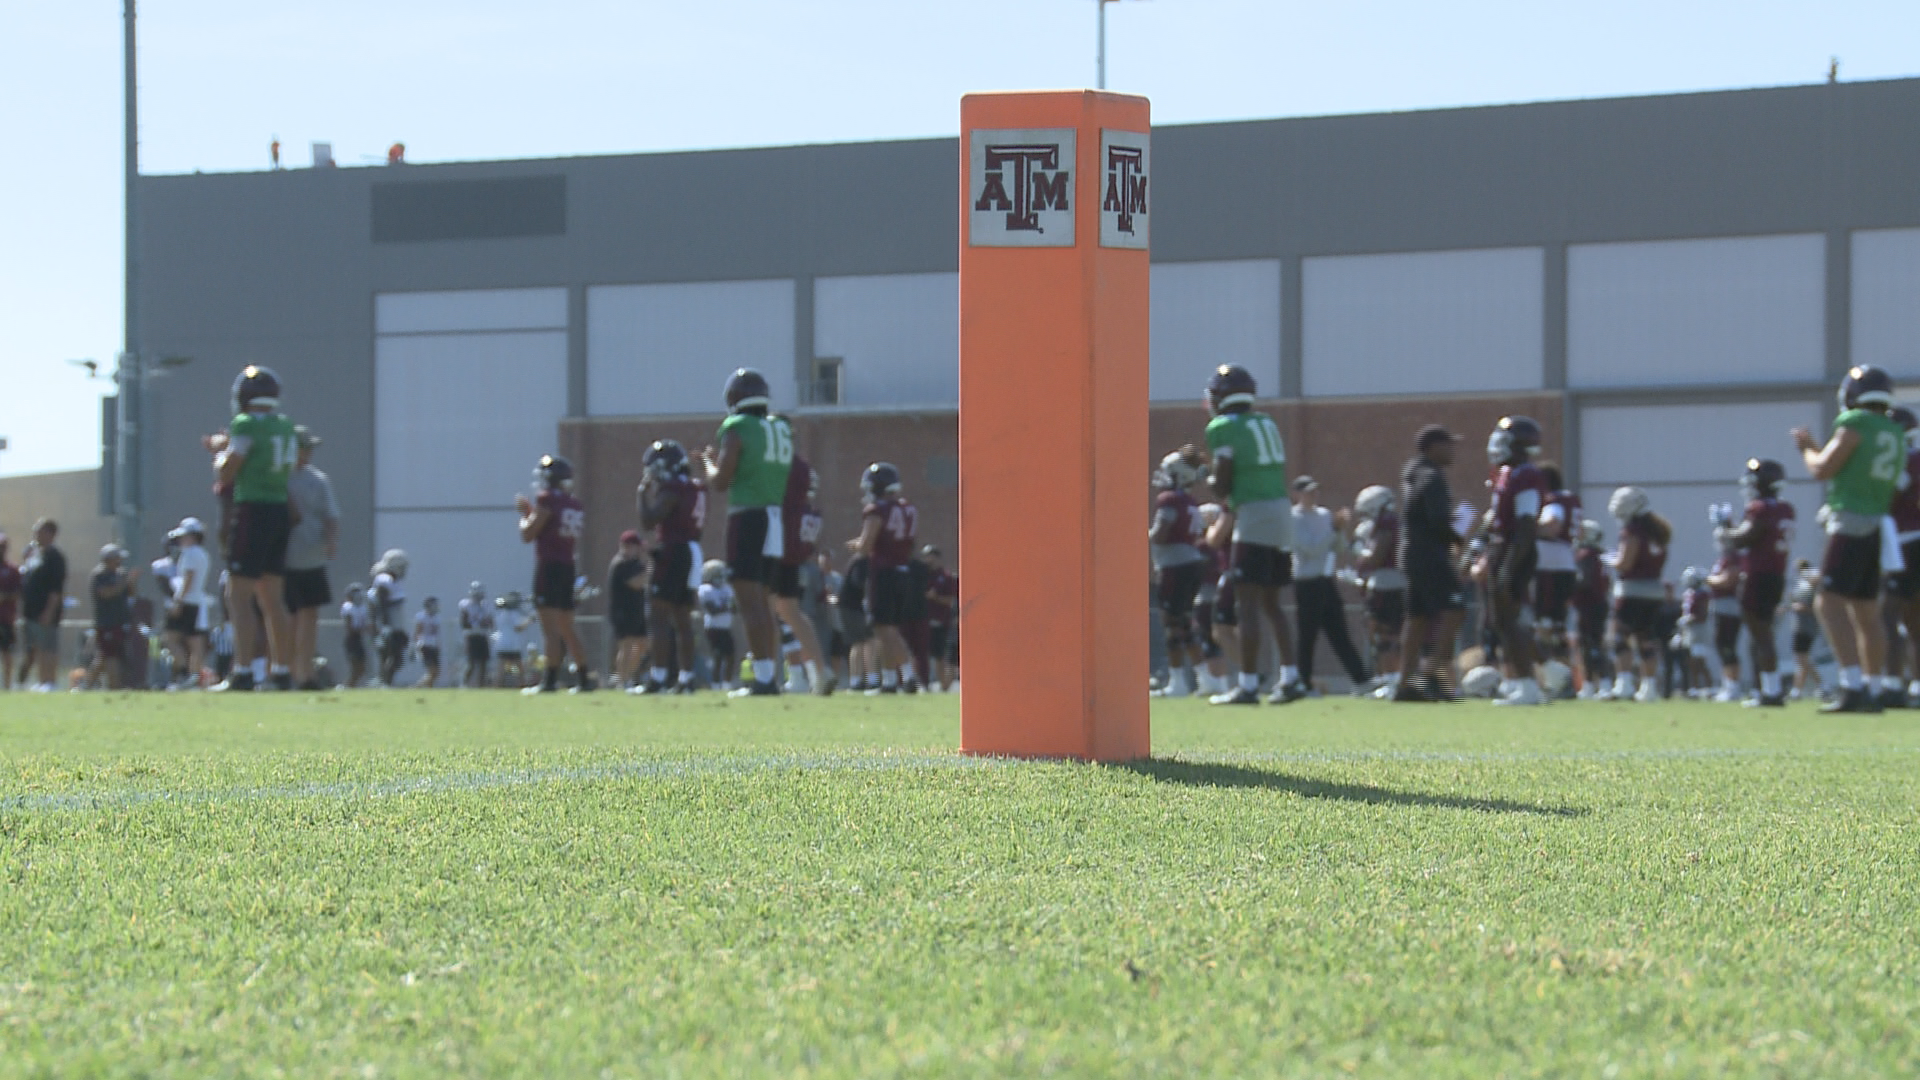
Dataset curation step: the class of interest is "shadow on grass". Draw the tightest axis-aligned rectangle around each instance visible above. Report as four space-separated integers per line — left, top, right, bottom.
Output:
1118 759 1587 818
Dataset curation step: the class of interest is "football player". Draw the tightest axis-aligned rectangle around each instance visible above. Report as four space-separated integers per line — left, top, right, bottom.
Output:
1150 450 1211 698
772 450 834 694
699 560 738 688
703 369 791 697
340 582 370 689
213 365 299 691
1187 365 1304 705
459 581 494 688
369 549 409 687
517 453 596 694
1678 567 1716 696
412 596 443 688
1533 464 1581 677
1884 408 1920 706
0 532 17 691
636 439 705 695
1571 519 1612 697
1481 416 1549 706
1714 458 1797 707
1605 486 1672 703
848 462 918 695
493 590 533 689
166 518 214 689
1349 484 1405 694
1792 364 1904 713
607 533 650 689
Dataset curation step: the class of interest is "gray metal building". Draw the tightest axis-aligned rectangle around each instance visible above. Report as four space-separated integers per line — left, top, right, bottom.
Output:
128 77 1920 616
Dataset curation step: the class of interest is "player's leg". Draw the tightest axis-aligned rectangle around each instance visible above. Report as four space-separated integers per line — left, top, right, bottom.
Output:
1293 581 1322 690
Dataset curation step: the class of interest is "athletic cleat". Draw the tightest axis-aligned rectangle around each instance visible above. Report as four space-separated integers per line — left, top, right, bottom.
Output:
522 682 559 696
210 672 256 693
1493 678 1550 707
1744 694 1787 708
1712 687 1742 704
1265 681 1308 705
813 672 837 697
1632 682 1661 704
568 674 598 695
1210 687 1261 706
627 680 662 695
1877 688 1908 710
271 673 294 692
1820 687 1882 714
730 680 781 697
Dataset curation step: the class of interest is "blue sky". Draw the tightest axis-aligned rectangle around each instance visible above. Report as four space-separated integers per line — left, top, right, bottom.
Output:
2 0 1915 476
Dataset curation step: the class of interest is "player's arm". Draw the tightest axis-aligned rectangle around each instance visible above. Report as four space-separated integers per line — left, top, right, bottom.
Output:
849 514 882 556
639 480 677 529
1612 534 1641 570
215 420 252 486
1148 503 1177 545
1207 450 1235 502
1794 424 1860 481
704 433 744 493
1706 564 1738 590
516 497 550 543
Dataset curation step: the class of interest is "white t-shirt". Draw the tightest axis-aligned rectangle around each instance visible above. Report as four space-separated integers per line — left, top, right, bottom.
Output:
413 610 441 649
1535 503 1577 573
371 572 405 628
699 582 735 630
493 606 532 653
341 600 370 633
173 545 214 607
458 597 494 636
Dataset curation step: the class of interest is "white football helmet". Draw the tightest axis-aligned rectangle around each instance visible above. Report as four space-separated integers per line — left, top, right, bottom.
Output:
1578 519 1605 547
1461 665 1504 698
701 559 728 585
1158 452 1201 491
1608 486 1650 522
1354 485 1394 521
374 548 410 579
1537 660 1573 696
1681 566 1704 590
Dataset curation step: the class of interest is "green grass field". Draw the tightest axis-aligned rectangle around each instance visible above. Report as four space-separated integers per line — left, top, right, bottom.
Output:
2 691 1918 1078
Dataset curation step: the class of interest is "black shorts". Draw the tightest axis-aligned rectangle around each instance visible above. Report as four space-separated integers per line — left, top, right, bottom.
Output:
228 501 292 579
346 630 367 663
1576 602 1608 645
841 605 873 644
163 604 204 637
929 621 957 663
1231 543 1292 589
420 645 440 668
772 561 803 600
1366 588 1405 630
1156 561 1205 618
1534 570 1575 624
465 634 490 663
1821 532 1881 602
534 560 576 611
726 508 776 586
1893 542 1920 600
1613 597 1664 642
1742 571 1788 616
283 566 331 613
380 627 409 660
1714 612 1743 659
1792 630 1816 655
651 543 696 606
611 607 648 640
0 623 12 652
1492 549 1537 608
868 567 912 627
1405 561 1466 619
706 627 736 659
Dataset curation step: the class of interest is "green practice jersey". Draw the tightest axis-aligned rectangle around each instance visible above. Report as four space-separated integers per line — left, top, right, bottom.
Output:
1205 410 1290 509
1828 408 1905 517
718 412 793 509
230 411 298 504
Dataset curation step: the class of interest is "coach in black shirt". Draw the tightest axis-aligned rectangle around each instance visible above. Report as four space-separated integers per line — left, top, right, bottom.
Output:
1396 426 1466 701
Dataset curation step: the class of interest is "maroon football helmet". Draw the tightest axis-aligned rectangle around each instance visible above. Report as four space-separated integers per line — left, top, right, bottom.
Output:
231 365 282 416
1205 365 1257 415
725 368 771 414
1840 365 1895 411
1485 416 1541 466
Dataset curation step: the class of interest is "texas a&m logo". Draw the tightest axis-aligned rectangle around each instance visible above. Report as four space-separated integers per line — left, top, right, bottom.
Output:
968 128 1075 247
1099 129 1149 250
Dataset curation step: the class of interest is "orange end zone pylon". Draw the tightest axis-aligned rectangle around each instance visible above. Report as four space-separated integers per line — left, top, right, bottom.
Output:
958 90 1152 762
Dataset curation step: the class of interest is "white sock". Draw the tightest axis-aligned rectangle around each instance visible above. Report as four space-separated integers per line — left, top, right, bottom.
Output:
677 669 694 684
651 667 669 684
806 661 823 686
1761 671 1782 696
1280 665 1300 686
1723 676 1739 693
1239 671 1260 692
899 664 916 684
752 659 776 684
1614 671 1633 694
1840 665 1863 690
251 658 268 682
882 669 899 688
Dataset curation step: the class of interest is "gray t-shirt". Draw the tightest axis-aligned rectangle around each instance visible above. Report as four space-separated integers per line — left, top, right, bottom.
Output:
1290 505 1339 580
285 465 339 571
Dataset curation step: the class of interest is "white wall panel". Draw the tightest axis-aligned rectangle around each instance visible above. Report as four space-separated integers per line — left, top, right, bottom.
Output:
373 508 539 684
589 280 795 416
1579 400 1822 485
375 288 567 335
1149 260 1282 402
1852 227 1920 380
814 273 957 407
375 330 568 509
1568 234 1825 388
1302 247 1542 397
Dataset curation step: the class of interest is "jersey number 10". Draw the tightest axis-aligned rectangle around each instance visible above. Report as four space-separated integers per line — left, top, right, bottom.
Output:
1247 416 1285 467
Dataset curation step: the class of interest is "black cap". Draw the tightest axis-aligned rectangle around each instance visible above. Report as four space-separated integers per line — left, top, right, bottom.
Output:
1291 476 1318 493
1416 424 1456 450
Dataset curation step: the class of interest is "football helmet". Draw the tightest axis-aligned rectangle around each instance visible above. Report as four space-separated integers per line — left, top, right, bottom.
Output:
724 368 771 414
1840 364 1895 411
861 462 902 500
423 596 440 614
1578 519 1604 547
1354 485 1394 521
534 453 573 491
644 439 690 480
1157 451 1201 491
469 581 485 600
1680 566 1704 591
1205 365 1257 415
1608 486 1649 522
1486 416 1542 466
1893 406 1919 432
374 548 409 579
701 559 728 585
1742 457 1787 500
1198 502 1223 529
231 365 282 415
345 582 365 602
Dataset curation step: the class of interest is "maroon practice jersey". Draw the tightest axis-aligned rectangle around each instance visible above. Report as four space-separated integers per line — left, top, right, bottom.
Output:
1541 489 1580 541
927 568 958 624
1153 489 1202 547
1617 515 1668 582
1709 552 1741 599
865 496 918 570
654 476 706 546
1573 546 1610 611
1355 510 1399 574
1683 587 1708 621
1893 452 1920 535
782 458 824 566
535 489 585 564
1490 463 1549 539
1741 497 1797 575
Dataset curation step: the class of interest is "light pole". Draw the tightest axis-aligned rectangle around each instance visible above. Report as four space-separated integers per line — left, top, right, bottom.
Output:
121 0 141 550
1096 0 1135 90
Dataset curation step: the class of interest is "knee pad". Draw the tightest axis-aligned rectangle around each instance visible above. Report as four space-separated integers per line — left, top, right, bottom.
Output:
1638 643 1660 666
1716 640 1741 668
